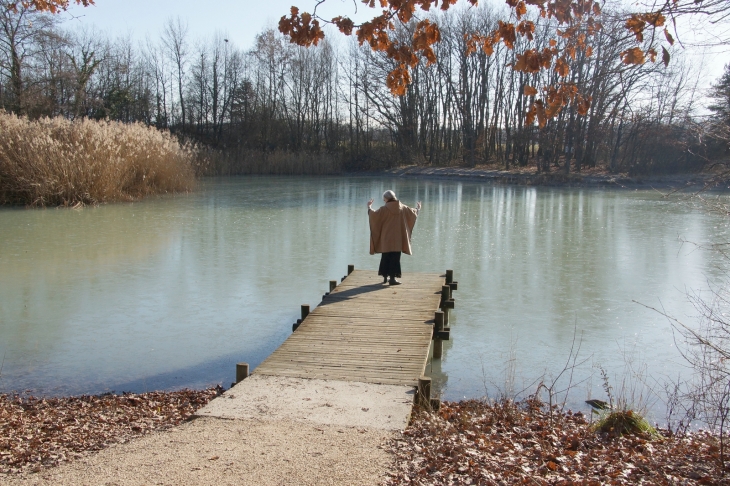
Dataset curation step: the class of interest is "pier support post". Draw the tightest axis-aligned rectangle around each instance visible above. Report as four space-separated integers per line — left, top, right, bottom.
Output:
329 280 337 292
447 269 458 292
417 376 432 409
347 264 355 275
433 311 444 359
235 363 249 384
293 305 310 331
441 285 451 304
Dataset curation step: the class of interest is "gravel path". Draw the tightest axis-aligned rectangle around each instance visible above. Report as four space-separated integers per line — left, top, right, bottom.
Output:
4 416 394 485
3 376 408 485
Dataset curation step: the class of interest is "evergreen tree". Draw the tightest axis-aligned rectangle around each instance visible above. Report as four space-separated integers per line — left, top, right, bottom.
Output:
709 64 730 124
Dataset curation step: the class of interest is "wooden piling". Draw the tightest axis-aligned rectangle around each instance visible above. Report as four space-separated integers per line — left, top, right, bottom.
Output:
417 376 432 409
441 285 451 303
347 264 355 275
433 311 444 359
329 280 337 292
236 363 249 383
293 304 310 331
446 269 453 284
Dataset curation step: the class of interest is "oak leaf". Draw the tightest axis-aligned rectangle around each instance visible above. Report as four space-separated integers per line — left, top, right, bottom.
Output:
620 47 645 64
524 85 538 96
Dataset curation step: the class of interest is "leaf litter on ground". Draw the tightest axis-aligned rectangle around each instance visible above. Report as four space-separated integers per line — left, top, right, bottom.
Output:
0 387 219 474
385 398 727 485
2 390 727 484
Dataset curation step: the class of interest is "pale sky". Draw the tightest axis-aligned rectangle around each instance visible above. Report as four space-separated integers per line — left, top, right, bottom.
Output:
62 0 373 50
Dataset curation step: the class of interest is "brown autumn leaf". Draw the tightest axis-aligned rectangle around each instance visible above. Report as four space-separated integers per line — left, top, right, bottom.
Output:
515 1 527 19
7 0 94 13
332 16 355 35
526 105 537 126
386 63 411 96
625 15 646 42
524 85 538 96
662 46 671 67
482 37 495 56
498 21 517 49
664 27 675 45
620 47 645 64
640 11 666 27
576 96 591 115
554 57 570 77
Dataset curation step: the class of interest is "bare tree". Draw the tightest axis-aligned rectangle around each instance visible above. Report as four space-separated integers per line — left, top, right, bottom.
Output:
162 17 188 132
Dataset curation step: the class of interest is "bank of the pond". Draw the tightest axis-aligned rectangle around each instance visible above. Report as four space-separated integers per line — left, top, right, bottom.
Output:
1 387 393 486
0 388 220 474
387 400 726 485
3 389 726 484
382 165 718 190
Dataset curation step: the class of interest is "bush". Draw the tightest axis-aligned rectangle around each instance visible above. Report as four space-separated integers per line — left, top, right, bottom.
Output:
0 112 197 206
592 409 659 438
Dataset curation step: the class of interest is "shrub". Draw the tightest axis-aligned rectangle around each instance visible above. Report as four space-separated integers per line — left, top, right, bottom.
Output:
592 409 660 438
0 112 196 206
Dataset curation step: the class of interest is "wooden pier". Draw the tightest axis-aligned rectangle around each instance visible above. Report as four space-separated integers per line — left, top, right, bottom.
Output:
250 266 457 404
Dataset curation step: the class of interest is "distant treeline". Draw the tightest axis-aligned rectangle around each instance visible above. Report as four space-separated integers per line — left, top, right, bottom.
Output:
0 3 719 175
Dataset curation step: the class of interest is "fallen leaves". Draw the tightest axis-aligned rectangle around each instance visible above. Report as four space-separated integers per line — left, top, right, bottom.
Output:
385 399 728 485
0 388 218 475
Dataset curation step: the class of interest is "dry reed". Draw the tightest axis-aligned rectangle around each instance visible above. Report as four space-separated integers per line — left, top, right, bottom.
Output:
0 112 197 206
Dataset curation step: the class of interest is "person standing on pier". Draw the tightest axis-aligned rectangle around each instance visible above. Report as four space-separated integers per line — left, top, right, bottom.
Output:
367 190 421 286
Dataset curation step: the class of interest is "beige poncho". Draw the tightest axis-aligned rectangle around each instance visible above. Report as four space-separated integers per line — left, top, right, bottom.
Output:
368 200 419 255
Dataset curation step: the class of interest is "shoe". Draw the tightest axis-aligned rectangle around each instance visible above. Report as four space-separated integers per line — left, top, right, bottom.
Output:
389 279 402 285
382 276 388 284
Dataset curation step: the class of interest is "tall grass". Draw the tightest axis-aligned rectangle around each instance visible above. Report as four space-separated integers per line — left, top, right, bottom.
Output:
0 112 197 206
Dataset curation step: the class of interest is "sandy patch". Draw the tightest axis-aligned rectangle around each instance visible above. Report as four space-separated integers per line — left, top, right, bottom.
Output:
197 375 414 430
3 416 394 486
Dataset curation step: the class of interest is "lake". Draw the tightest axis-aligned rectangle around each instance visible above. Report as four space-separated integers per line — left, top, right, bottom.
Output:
1 176 727 420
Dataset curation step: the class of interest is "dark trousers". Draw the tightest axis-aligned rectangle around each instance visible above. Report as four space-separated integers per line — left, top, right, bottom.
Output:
378 251 402 279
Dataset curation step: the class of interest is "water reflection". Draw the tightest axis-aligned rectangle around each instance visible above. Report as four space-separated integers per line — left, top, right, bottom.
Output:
0 177 727 420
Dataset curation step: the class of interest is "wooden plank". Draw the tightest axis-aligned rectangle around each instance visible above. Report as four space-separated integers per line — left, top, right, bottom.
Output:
255 363 426 378
270 350 428 358
254 369 420 386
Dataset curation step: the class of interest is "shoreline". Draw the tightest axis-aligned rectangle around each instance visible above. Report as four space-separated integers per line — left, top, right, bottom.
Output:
377 165 722 191
3 387 727 484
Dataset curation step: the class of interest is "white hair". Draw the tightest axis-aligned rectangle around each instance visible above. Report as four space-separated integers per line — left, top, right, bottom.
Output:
383 190 397 201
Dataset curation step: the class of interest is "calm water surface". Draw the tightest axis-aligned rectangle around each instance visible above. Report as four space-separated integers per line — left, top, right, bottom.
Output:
1 177 728 418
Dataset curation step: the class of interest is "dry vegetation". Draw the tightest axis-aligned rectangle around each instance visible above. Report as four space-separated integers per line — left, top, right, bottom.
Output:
386 400 726 485
0 111 198 207
0 388 219 474
2 390 726 482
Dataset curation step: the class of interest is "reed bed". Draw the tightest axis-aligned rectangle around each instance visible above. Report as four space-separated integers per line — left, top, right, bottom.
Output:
0 112 197 207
